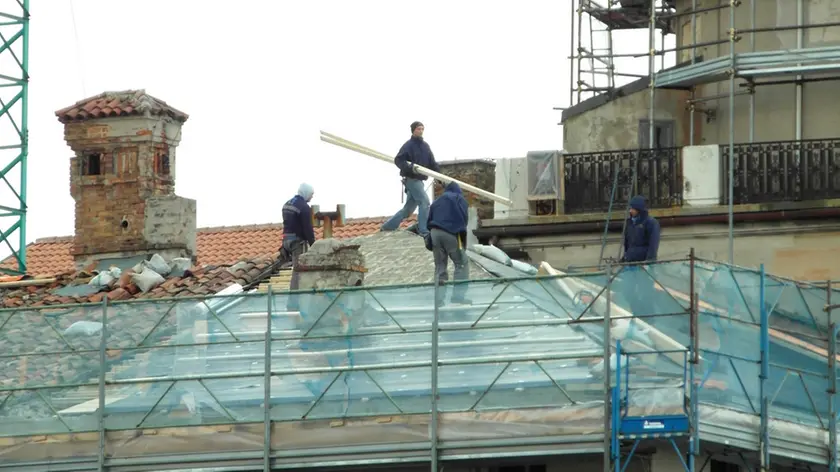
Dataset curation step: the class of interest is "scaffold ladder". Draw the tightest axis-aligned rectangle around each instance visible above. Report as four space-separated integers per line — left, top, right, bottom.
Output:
576 0 617 103
598 149 639 267
610 340 698 472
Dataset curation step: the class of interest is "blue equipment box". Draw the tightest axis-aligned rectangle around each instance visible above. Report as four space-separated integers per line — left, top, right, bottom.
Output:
620 415 690 435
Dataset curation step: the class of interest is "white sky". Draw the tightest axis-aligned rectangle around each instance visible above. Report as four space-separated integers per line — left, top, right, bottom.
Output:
3 0 671 260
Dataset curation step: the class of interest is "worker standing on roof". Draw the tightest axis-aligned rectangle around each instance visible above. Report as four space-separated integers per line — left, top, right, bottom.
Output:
282 183 316 311
428 181 471 306
380 121 441 237
620 195 661 316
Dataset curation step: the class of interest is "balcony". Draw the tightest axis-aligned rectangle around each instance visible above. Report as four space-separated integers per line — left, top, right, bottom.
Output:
560 139 840 215
720 138 840 205
563 147 683 214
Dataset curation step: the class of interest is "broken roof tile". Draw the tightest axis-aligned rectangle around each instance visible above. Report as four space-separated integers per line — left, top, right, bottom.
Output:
0 252 278 309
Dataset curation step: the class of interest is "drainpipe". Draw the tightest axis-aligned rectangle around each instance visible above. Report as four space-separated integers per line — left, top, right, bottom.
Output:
749 0 755 142
690 0 697 145
796 0 804 141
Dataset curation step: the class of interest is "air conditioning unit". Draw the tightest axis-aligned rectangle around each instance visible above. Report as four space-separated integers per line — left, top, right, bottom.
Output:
526 150 563 216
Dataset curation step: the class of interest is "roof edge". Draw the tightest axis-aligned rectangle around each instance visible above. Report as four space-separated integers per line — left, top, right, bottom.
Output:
561 56 702 123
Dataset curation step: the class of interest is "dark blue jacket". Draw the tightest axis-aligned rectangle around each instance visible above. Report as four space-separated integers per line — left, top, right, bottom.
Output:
622 195 660 263
282 195 316 246
428 182 469 235
394 136 440 181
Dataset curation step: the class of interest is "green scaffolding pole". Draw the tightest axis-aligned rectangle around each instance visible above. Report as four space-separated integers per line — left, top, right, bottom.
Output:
0 0 28 275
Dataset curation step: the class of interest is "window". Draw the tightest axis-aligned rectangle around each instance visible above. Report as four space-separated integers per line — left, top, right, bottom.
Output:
115 148 138 176
679 15 702 63
155 151 170 176
638 119 675 149
81 152 102 176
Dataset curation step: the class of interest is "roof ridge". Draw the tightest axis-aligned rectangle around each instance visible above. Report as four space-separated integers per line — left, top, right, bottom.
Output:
197 215 410 234
198 223 283 233
31 214 415 241
34 236 74 244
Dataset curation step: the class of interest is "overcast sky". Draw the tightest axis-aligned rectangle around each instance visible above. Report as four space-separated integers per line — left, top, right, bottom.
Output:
6 0 665 258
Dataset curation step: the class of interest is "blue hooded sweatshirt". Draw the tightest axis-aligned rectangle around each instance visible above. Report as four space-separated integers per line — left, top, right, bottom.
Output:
428 182 469 235
622 195 660 263
394 136 440 181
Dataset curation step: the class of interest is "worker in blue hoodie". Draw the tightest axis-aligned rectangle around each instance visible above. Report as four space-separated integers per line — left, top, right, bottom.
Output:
282 183 316 311
380 121 441 237
620 195 661 316
621 195 660 264
427 181 471 305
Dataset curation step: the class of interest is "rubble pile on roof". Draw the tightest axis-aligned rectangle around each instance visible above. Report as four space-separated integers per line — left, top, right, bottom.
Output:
0 254 276 308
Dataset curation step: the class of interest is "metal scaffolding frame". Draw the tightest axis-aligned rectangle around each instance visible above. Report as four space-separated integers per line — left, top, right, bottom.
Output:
0 0 29 275
0 253 837 471
569 0 840 266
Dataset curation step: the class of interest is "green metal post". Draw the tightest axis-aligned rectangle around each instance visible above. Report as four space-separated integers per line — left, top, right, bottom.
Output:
431 278 440 471
603 261 612 472
0 0 28 274
264 286 273 472
99 296 108 471
19 0 27 273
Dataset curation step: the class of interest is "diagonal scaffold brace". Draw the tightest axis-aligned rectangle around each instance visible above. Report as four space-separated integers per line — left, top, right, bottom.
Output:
319 130 513 207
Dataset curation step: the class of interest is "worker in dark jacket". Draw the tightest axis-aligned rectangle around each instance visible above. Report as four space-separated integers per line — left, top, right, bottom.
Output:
620 195 661 317
380 121 441 237
428 181 471 306
621 195 660 263
282 183 316 311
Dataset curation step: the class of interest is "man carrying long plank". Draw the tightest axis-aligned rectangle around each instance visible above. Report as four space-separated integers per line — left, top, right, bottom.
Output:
379 121 441 237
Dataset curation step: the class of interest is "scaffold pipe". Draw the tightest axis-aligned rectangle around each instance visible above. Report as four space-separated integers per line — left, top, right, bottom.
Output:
319 131 514 207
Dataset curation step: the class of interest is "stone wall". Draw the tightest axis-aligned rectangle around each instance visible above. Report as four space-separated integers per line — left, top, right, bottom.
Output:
434 159 496 221
296 239 366 290
295 239 368 334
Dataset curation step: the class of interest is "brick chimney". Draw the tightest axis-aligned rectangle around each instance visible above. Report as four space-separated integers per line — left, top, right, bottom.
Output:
434 159 496 220
55 90 197 269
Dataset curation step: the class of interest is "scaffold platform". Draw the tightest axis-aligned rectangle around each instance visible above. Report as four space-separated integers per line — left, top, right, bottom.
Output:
0 255 837 471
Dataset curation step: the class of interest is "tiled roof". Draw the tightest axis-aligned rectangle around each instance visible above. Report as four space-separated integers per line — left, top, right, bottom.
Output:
0 215 417 277
54 89 190 123
348 231 492 286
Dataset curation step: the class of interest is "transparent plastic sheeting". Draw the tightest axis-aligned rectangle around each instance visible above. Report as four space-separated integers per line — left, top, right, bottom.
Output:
0 260 836 464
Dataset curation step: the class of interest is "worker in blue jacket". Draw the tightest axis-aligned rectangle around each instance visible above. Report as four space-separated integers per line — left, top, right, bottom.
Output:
427 181 471 306
620 195 662 317
282 183 316 311
380 121 441 237
621 195 660 263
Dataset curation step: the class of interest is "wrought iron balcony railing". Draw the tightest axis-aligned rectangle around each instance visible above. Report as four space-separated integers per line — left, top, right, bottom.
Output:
720 139 840 205
563 147 683 214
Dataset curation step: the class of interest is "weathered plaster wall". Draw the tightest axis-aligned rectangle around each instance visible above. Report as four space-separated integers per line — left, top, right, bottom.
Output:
562 88 694 153
674 0 840 144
